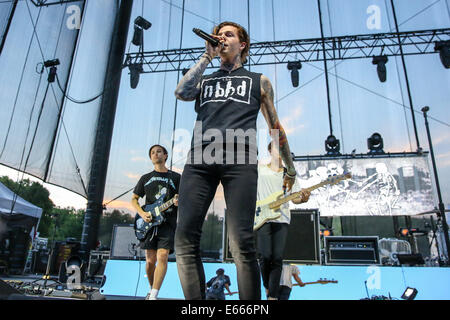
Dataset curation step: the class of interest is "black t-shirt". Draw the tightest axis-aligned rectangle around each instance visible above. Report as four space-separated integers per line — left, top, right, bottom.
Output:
192 67 261 150
133 170 181 230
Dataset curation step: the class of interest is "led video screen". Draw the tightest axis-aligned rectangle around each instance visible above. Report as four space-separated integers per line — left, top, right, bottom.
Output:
290 153 435 217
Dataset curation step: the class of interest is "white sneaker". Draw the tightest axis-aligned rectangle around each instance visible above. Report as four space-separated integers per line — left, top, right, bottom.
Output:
145 293 152 300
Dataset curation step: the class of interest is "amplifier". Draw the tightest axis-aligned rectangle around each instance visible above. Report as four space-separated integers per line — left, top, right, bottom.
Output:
223 209 321 264
325 236 380 265
88 250 110 276
110 225 145 260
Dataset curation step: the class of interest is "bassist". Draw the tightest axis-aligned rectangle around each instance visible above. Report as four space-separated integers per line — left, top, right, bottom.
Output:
256 142 310 300
131 144 181 300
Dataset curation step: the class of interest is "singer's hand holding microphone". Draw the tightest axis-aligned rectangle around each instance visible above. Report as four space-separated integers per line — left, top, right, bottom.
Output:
193 28 223 62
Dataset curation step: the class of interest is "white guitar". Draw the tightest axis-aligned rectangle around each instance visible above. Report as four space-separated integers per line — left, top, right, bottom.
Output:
253 173 352 231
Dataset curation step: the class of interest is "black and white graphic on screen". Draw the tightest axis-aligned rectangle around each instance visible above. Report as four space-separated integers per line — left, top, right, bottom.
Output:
200 76 252 106
290 155 434 217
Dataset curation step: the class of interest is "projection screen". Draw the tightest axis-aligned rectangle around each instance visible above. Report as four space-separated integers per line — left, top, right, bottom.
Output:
289 153 435 217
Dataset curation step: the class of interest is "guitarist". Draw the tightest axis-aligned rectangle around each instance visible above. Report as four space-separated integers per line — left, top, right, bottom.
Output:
278 263 305 300
256 142 310 300
131 144 181 300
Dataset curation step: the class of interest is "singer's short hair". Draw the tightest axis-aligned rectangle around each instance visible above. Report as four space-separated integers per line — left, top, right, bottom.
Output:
213 21 250 64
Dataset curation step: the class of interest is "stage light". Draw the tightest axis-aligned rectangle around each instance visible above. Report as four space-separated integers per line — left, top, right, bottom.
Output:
44 59 60 83
132 16 152 47
287 61 302 87
44 58 60 67
399 228 410 237
434 41 450 69
129 63 143 89
401 287 418 300
367 132 384 154
372 55 388 82
325 134 341 156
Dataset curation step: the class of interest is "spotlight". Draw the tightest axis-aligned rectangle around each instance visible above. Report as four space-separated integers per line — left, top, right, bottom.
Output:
132 16 152 46
43 59 60 83
401 287 418 300
287 61 302 87
132 26 143 46
434 40 450 69
325 134 341 156
399 227 410 237
44 58 60 67
134 16 152 30
129 63 143 89
367 132 384 154
372 55 388 82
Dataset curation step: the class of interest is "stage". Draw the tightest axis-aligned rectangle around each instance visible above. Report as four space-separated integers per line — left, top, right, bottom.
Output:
100 260 450 300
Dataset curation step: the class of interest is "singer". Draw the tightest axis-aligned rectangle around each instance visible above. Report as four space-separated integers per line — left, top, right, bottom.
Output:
174 21 297 300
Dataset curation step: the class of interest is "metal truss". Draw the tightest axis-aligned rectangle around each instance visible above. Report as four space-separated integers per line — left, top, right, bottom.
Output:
30 0 82 7
124 28 450 74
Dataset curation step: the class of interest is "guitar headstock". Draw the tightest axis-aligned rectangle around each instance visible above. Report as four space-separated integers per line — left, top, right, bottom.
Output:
326 172 351 185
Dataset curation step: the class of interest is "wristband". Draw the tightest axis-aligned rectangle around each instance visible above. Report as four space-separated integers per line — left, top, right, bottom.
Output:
285 170 296 178
203 53 213 63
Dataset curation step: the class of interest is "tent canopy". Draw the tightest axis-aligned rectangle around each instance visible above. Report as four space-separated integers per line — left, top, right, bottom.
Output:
0 182 42 219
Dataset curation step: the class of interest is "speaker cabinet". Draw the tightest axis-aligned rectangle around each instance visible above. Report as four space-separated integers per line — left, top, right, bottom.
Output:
223 209 321 264
325 236 380 265
110 224 145 260
283 209 321 264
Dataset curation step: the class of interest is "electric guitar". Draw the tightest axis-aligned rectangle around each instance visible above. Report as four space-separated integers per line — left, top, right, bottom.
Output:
134 194 178 241
254 173 352 231
293 278 338 287
225 279 337 296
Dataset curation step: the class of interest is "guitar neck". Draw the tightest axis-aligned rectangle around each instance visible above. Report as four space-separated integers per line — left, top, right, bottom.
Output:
293 281 336 286
269 181 327 209
159 198 175 213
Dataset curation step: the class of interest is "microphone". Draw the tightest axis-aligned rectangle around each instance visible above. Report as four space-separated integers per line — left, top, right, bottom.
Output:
192 28 219 47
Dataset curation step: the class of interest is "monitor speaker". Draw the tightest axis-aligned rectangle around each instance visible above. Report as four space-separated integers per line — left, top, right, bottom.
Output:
110 224 145 260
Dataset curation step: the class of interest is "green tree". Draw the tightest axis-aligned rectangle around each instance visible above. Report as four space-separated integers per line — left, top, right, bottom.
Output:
49 207 85 241
200 213 223 252
0 176 54 237
98 209 134 249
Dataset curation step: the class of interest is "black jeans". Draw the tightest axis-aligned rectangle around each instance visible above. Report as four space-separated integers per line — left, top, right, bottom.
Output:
256 222 289 298
175 163 261 300
278 285 292 300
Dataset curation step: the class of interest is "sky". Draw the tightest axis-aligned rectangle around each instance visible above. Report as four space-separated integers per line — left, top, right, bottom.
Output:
0 0 449 218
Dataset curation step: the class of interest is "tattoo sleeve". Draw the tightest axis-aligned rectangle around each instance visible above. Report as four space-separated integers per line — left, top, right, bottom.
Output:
261 75 296 175
174 54 211 101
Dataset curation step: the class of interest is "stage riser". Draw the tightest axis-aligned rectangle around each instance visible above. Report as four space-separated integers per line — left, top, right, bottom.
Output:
100 260 450 300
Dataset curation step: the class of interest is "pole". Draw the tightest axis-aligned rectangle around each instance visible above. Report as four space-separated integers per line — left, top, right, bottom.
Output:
79 0 134 260
421 106 450 265
317 0 333 136
0 0 18 56
390 0 421 152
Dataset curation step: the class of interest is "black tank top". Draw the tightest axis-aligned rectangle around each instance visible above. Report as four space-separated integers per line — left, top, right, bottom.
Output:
190 67 261 164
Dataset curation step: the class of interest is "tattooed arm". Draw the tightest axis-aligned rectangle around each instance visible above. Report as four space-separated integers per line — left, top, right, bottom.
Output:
260 74 297 191
175 36 223 101
174 54 210 101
